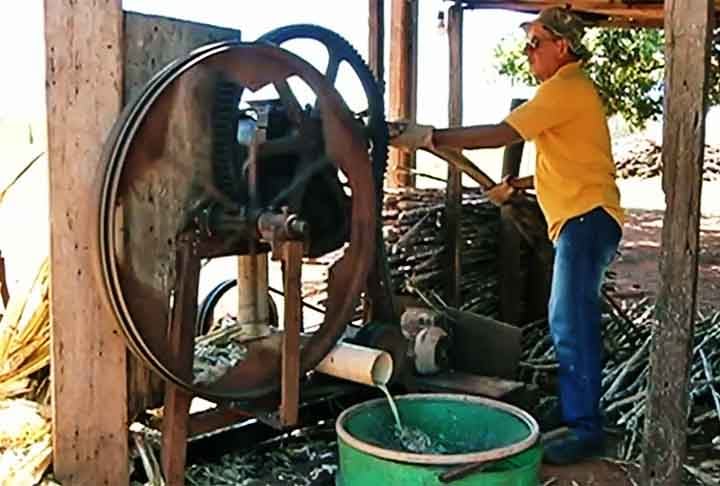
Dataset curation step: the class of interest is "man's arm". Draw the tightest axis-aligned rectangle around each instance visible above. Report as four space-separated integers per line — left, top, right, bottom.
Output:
433 122 523 150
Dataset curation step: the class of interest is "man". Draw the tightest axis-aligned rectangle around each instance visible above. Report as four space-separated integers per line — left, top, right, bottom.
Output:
392 7 623 464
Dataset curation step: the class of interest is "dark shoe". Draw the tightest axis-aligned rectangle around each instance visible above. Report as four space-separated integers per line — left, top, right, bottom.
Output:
542 428 605 465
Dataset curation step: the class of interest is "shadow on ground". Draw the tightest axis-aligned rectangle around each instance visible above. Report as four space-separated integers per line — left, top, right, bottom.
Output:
610 208 720 313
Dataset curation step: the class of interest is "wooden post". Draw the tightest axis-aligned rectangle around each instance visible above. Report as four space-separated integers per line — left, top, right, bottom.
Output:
161 240 200 486
499 99 527 325
123 12 240 419
642 2 713 485
500 99 526 179
445 5 463 308
387 0 418 188
368 0 385 85
279 242 304 427
45 1 129 483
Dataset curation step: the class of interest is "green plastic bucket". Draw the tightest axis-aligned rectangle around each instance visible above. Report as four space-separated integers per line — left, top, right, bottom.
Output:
336 393 541 486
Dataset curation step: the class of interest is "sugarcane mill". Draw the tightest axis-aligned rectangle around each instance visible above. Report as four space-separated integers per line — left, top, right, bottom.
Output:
90 23 549 485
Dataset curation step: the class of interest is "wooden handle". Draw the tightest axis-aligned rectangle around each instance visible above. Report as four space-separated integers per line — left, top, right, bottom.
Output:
438 460 492 483
508 175 534 190
426 147 497 189
388 122 533 192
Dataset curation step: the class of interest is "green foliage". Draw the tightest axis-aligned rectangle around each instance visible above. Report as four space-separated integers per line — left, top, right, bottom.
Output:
494 27 720 131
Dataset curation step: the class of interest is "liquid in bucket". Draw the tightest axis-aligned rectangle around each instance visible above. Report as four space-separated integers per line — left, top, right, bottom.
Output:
377 384 446 454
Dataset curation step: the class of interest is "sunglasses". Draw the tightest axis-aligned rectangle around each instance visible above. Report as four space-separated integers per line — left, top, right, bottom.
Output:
525 36 556 51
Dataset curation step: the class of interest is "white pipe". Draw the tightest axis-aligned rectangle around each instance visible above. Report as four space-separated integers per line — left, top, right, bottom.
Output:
315 342 393 386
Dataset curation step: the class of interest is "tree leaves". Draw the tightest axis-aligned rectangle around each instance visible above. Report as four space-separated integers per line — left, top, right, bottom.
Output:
493 27 720 131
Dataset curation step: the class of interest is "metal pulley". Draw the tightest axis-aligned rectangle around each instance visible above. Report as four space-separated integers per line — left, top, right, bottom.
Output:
414 326 450 375
400 307 451 375
92 32 388 403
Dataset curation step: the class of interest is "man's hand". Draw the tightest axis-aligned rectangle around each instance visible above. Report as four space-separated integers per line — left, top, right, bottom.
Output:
486 176 518 206
389 121 434 152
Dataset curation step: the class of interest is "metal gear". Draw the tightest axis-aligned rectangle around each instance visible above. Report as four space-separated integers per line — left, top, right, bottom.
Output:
257 24 388 193
258 25 396 322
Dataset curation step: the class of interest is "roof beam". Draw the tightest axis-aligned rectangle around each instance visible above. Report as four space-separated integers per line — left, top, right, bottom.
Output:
460 0 720 27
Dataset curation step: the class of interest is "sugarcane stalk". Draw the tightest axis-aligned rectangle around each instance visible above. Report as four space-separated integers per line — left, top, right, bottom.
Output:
602 336 651 402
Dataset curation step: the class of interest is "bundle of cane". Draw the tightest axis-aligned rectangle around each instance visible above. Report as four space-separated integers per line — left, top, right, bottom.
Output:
0 258 50 401
0 398 52 486
387 122 554 271
0 258 52 485
382 186 500 316
428 147 554 270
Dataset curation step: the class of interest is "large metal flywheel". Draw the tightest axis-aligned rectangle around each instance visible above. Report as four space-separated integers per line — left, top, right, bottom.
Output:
92 37 380 401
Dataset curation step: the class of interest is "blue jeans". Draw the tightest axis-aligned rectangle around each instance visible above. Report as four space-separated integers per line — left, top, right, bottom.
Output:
549 207 621 440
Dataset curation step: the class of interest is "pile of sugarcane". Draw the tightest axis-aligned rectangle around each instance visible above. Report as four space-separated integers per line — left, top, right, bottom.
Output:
382 187 501 316
184 425 337 486
613 136 720 181
193 315 251 386
520 294 720 482
0 258 55 485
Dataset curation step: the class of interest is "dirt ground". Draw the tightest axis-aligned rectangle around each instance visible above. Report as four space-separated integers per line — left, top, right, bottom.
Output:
605 177 720 312
541 460 640 486
610 208 720 313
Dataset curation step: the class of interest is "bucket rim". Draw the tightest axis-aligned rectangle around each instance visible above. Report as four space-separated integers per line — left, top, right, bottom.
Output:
335 393 540 465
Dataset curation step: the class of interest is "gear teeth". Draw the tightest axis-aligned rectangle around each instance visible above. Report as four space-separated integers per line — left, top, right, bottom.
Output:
258 24 394 319
257 24 388 197
211 78 245 202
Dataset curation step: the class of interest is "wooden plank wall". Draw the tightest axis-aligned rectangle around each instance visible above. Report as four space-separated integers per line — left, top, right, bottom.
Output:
387 0 418 188
45 1 129 483
642 1 714 484
123 11 240 420
445 5 463 307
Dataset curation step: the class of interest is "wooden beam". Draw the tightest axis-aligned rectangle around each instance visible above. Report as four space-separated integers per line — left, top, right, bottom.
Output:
499 98 528 325
279 241 303 427
123 12 240 420
642 1 714 485
500 100 526 181
468 1 663 16
593 17 665 28
461 0 720 28
160 240 200 486
368 0 385 85
445 5 463 307
387 0 418 188
45 1 129 483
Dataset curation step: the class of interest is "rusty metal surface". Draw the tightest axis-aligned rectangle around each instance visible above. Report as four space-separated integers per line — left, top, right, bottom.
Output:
258 24 396 324
410 371 524 399
93 41 377 401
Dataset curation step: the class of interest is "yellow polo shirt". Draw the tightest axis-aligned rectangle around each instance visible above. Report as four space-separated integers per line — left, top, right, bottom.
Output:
504 62 624 241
